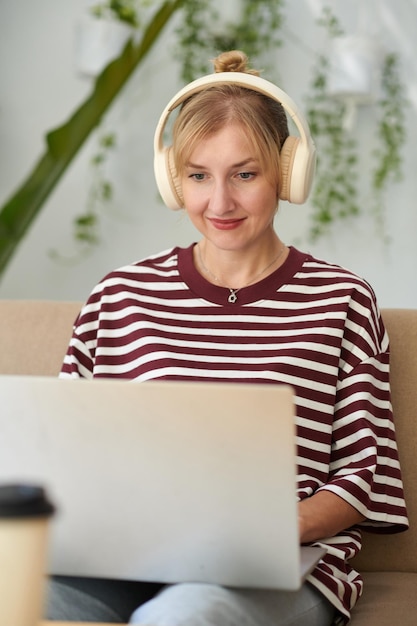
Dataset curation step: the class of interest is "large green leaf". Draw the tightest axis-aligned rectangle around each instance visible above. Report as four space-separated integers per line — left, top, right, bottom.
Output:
0 0 184 277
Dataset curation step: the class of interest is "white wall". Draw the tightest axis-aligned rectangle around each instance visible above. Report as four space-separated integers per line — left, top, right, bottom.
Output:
0 0 416 308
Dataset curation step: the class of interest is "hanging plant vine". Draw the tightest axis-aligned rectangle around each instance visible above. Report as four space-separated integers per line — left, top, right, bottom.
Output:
89 0 149 28
174 0 285 83
305 55 360 241
304 7 360 241
371 51 407 238
77 130 116 246
49 128 116 264
304 5 408 242
62 0 151 258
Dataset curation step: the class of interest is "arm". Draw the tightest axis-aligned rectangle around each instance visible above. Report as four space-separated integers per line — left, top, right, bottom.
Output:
299 490 366 544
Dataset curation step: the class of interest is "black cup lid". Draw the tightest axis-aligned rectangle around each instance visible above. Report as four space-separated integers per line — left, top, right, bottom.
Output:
0 484 55 518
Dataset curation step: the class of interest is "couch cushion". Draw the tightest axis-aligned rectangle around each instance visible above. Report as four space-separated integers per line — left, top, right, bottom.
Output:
0 300 82 376
350 572 417 625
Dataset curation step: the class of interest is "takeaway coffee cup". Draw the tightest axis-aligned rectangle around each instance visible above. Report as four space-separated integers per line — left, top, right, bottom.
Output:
0 483 55 626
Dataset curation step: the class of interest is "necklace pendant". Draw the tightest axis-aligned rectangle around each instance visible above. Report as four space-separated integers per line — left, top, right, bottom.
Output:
228 289 238 304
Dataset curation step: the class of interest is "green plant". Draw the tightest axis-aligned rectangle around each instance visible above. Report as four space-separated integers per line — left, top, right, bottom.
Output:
304 5 407 242
0 0 185 278
305 56 360 241
0 2 408 280
50 129 117 264
304 7 360 241
175 0 285 83
371 52 407 236
68 0 150 257
90 0 149 28
77 130 116 245
0 0 286 278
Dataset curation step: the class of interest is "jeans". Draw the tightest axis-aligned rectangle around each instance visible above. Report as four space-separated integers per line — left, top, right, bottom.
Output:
46 577 336 625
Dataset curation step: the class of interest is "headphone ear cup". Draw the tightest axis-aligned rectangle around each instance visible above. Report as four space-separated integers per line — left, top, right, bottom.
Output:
166 147 184 208
154 146 184 211
279 136 316 204
279 136 299 203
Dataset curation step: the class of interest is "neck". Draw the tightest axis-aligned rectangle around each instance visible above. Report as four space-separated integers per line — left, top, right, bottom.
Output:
196 240 287 290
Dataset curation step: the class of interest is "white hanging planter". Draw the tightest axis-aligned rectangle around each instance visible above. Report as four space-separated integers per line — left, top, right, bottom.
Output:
327 35 382 104
74 15 133 78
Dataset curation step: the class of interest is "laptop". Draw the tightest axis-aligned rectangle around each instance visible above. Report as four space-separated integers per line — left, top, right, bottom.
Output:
0 375 324 590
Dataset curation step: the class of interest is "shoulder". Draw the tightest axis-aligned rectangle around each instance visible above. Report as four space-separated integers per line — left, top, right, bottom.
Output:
71 247 186 335
294 248 378 306
91 247 182 292
74 247 186 321
107 246 180 277
290 248 385 348
298 250 372 286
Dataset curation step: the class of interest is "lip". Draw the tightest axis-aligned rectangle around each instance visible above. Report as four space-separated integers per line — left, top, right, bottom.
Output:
208 218 245 230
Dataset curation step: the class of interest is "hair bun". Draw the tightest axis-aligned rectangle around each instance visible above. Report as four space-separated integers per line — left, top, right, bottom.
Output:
212 50 260 76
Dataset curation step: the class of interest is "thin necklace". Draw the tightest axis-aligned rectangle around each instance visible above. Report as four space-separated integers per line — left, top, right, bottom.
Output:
197 243 286 304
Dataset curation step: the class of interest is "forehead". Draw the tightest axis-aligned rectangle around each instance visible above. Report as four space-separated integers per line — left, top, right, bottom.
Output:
186 124 260 162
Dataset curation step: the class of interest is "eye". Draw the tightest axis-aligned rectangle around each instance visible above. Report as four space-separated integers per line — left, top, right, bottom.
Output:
237 171 255 180
189 173 206 181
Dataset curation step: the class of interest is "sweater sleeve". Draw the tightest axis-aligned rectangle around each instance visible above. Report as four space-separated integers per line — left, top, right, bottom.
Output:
317 316 408 532
60 299 100 379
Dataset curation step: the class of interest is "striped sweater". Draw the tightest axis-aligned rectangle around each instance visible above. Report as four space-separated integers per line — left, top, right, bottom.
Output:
61 244 408 623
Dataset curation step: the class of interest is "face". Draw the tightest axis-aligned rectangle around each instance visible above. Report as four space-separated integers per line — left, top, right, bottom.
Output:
180 124 279 255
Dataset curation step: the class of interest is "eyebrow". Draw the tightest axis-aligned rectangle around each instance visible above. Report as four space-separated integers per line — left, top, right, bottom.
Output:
184 157 258 169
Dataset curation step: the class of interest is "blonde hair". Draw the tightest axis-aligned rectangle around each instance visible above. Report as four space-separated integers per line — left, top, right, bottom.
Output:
172 51 289 192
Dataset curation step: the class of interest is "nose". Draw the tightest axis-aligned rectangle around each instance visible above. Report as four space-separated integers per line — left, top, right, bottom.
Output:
208 180 235 215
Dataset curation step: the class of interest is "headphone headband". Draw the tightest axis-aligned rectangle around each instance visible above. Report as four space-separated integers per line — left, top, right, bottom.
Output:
154 72 316 209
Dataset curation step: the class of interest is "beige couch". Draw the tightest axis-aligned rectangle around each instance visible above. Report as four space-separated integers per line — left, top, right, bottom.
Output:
0 300 416 625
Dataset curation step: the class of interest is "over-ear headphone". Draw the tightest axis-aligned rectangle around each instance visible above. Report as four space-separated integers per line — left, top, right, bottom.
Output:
153 72 316 209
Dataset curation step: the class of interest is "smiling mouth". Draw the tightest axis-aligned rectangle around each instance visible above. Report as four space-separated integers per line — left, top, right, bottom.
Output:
209 218 245 230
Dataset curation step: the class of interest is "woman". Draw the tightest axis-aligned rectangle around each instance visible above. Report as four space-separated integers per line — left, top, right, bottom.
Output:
52 51 408 625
